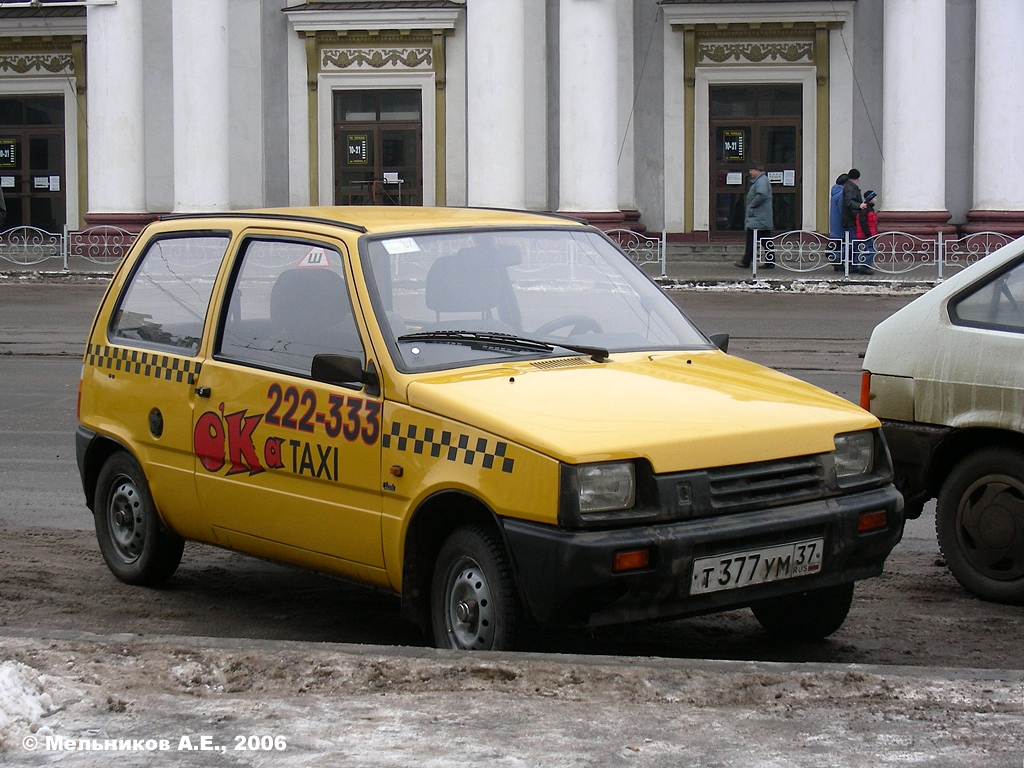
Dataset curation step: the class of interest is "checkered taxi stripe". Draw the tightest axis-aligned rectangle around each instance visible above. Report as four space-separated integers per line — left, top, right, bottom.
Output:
383 422 514 473
85 344 202 386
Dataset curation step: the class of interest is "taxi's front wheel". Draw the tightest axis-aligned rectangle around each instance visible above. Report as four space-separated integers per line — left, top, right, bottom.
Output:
94 451 184 586
431 526 520 651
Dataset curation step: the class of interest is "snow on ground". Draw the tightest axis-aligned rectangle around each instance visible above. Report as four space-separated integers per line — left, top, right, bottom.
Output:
0 661 56 750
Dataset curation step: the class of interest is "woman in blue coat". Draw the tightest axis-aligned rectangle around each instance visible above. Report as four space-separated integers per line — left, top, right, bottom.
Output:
828 173 848 270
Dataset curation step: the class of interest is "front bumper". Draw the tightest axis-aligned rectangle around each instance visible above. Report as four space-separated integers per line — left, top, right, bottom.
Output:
502 484 903 627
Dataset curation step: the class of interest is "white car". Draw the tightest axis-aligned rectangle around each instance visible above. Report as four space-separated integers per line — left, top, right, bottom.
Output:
862 236 1024 604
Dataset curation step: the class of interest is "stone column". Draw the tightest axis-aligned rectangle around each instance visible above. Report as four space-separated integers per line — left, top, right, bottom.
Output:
557 0 621 227
966 0 1024 234
878 0 953 235
86 0 152 230
466 0 526 208
172 0 230 212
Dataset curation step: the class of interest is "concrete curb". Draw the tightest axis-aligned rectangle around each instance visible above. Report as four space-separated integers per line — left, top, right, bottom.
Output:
2 627 1021 683
0 269 940 296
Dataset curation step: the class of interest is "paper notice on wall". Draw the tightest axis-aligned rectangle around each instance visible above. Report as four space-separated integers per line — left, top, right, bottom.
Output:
49 175 60 191
767 171 784 185
33 176 50 190
0 176 13 189
726 172 743 186
783 170 796 187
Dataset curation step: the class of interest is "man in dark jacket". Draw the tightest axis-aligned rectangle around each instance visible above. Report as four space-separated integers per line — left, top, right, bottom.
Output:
841 168 866 237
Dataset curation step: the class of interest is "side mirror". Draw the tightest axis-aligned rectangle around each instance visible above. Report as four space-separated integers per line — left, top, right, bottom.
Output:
311 354 379 394
708 333 729 353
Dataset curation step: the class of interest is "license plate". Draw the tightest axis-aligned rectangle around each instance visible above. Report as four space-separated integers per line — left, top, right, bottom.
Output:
690 538 824 595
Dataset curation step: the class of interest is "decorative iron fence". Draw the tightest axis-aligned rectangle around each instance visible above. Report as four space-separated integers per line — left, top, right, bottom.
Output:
753 229 1017 279
605 228 667 276
0 224 138 270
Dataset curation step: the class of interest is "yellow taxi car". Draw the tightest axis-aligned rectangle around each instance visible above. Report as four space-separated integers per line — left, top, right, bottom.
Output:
76 207 903 650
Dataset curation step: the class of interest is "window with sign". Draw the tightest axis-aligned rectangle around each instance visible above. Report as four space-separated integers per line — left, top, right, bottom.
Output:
710 84 803 235
334 90 422 207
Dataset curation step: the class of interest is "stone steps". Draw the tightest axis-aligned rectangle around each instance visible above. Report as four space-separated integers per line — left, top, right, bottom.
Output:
666 242 745 263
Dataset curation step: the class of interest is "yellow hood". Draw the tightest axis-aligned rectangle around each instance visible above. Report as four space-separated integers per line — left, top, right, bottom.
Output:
405 352 878 472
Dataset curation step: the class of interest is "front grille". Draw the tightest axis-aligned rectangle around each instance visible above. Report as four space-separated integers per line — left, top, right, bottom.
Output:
706 455 826 514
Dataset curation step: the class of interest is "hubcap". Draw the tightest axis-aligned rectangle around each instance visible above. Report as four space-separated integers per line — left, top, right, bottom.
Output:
106 475 146 564
446 561 495 649
956 474 1024 581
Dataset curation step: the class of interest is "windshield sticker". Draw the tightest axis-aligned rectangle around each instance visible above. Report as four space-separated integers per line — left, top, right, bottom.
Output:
297 247 331 268
382 237 420 255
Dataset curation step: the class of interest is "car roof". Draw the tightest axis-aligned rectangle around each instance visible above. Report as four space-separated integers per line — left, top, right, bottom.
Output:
863 234 1024 375
161 206 587 235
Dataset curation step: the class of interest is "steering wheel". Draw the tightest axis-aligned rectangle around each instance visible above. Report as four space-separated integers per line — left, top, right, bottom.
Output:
533 315 603 337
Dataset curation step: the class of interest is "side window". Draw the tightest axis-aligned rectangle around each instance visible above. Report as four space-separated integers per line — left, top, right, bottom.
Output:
951 259 1024 333
218 239 364 376
110 235 229 355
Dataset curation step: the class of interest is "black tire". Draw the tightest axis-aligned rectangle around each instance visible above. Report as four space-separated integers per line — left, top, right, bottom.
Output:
93 451 184 586
936 449 1024 605
431 526 519 651
750 582 854 641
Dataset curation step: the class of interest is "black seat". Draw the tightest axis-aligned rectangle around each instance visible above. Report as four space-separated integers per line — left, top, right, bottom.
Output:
424 246 521 331
269 268 360 372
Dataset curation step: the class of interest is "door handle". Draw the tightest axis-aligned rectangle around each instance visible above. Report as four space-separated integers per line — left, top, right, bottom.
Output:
195 386 211 398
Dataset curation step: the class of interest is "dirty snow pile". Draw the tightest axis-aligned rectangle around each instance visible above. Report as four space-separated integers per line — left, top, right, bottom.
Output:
0 660 56 750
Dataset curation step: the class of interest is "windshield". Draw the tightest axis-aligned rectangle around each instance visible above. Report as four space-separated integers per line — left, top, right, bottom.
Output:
361 228 710 371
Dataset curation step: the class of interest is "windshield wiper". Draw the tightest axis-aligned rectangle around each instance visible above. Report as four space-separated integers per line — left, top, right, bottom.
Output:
397 330 609 362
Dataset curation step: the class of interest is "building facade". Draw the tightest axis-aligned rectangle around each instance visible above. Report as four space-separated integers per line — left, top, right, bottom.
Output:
0 0 1019 239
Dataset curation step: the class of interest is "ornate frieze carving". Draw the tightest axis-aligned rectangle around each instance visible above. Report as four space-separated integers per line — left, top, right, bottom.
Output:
699 41 813 65
322 47 432 71
0 53 73 75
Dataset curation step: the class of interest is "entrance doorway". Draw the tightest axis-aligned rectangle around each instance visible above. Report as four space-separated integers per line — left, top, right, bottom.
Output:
710 85 801 237
0 94 65 231
334 90 422 206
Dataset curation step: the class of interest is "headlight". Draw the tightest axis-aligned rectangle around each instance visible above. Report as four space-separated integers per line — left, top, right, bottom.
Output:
833 431 874 480
578 462 635 513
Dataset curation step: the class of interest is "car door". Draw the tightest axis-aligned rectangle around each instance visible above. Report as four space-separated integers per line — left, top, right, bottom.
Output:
191 234 385 573
95 232 230 536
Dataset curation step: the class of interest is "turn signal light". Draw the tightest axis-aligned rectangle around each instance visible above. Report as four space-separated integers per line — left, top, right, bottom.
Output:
612 548 650 573
858 510 887 532
860 371 872 411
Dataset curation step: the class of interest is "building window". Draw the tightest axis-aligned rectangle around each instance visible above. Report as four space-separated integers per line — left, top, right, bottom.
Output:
333 89 422 206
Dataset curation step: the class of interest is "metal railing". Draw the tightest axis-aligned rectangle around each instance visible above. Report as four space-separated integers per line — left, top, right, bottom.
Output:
606 228 667 276
0 224 138 270
752 229 1017 279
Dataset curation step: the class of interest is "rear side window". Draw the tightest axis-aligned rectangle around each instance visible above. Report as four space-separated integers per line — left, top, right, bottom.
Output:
218 239 364 377
110 235 229 355
951 258 1024 333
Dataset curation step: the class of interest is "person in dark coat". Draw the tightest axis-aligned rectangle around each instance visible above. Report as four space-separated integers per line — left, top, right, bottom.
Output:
734 161 774 268
841 168 866 239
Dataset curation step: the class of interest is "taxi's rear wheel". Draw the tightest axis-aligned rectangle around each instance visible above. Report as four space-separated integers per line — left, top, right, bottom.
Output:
431 526 519 651
936 449 1024 604
750 582 854 641
94 451 184 586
